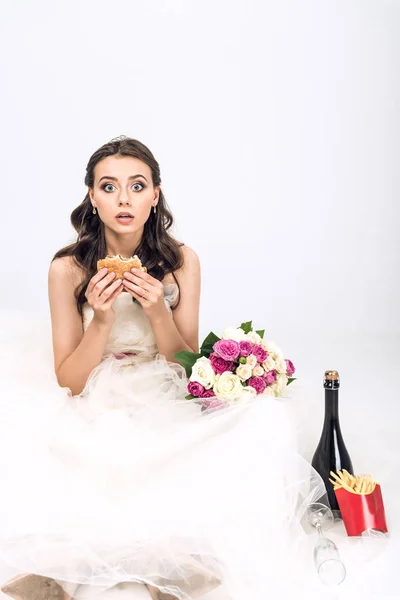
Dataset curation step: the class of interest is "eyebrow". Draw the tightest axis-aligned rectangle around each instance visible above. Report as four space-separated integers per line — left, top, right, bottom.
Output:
98 174 148 183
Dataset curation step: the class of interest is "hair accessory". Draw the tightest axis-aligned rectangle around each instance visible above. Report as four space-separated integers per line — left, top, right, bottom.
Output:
109 134 129 143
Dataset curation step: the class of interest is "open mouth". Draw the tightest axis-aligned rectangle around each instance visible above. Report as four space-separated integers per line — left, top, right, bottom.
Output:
116 212 134 222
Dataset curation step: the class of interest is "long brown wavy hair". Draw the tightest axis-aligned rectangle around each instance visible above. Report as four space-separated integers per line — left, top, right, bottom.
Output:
53 136 184 315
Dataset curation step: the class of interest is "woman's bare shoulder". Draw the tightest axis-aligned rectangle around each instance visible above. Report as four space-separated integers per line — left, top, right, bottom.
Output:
177 244 200 273
162 244 200 285
48 255 84 290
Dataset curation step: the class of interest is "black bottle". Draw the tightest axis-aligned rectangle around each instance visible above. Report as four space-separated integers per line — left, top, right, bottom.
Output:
311 370 354 517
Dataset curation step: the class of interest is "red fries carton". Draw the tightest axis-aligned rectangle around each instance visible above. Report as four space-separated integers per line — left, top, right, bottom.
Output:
335 483 388 537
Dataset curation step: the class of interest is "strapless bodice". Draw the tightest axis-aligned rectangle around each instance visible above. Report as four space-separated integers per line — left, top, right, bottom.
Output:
82 283 179 358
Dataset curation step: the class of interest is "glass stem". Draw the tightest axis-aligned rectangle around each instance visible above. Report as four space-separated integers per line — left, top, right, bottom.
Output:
316 523 324 539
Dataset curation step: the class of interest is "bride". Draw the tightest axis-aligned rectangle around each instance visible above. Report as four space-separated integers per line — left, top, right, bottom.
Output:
0 136 327 599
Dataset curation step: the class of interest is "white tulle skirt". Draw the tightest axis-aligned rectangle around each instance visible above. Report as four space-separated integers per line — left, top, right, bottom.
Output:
0 309 397 600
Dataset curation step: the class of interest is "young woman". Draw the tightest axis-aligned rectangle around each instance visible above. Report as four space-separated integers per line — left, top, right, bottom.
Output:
0 137 326 599
49 136 200 397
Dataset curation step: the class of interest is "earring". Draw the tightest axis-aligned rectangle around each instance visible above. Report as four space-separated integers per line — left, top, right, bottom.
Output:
92 207 97 215
153 205 157 214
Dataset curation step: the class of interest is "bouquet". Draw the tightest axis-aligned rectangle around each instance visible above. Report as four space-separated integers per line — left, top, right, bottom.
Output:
173 321 296 410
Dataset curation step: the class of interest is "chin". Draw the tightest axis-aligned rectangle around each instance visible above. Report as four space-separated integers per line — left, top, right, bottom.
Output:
109 222 138 233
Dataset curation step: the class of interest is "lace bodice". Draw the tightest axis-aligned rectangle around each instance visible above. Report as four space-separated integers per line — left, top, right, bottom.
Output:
82 283 179 358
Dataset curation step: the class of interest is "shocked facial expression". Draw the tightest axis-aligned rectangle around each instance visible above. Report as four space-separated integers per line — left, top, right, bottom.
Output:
89 155 159 234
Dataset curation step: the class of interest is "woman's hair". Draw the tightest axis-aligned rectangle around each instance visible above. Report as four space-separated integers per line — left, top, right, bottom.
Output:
53 136 184 315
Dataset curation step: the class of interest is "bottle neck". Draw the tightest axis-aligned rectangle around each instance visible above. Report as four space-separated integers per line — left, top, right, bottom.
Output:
324 388 339 422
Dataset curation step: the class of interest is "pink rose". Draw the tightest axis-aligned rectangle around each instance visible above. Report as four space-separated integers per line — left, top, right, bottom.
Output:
253 345 267 363
188 381 205 397
286 359 295 376
201 389 216 399
248 376 267 394
239 340 253 357
264 369 277 385
210 352 234 375
213 339 240 361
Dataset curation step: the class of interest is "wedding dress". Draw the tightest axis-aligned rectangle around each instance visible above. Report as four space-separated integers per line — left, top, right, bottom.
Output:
0 284 395 599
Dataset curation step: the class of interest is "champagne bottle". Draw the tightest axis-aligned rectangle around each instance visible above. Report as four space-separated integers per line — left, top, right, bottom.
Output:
311 370 353 517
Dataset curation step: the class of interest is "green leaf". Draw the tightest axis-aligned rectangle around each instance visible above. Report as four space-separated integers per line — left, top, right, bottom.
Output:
185 394 195 400
287 377 297 386
256 329 265 338
173 350 203 378
200 331 220 355
239 321 253 334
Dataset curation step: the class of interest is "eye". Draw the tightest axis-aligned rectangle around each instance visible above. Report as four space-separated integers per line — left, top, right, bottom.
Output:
102 183 115 193
132 182 144 191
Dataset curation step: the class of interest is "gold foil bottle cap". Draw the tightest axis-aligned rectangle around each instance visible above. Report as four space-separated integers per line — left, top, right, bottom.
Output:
325 370 339 380
324 370 340 389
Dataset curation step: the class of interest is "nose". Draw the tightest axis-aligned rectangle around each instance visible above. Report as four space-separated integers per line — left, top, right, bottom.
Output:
118 194 131 206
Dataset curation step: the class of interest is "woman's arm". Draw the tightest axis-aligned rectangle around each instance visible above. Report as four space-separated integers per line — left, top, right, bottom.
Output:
149 245 201 361
48 257 118 395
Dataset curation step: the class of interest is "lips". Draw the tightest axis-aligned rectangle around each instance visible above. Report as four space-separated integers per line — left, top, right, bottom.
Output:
115 212 134 224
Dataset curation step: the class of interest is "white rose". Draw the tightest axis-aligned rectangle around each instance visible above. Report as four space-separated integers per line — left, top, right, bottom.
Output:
263 386 275 397
246 354 258 368
275 356 287 375
246 331 262 345
213 372 243 401
238 385 257 401
236 363 253 381
271 374 288 397
252 365 264 377
189 356 215 390
262 339 284 357
221 327 248 342
262 355 276 371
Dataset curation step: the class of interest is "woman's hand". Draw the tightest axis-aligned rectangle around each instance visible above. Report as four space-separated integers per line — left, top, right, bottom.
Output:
85 268 124 326
123 268 167 320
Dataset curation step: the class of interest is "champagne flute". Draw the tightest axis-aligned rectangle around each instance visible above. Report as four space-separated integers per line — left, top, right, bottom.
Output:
305 502 346 587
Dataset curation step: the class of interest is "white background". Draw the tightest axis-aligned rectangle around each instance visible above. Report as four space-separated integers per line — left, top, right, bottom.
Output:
0 1 399 451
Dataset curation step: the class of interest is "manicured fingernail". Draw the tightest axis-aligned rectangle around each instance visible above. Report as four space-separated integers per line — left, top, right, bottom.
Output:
131 268 137 273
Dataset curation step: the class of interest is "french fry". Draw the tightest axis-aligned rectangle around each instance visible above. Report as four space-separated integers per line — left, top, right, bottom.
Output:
329 471 354 493
329 469 378 495
342 470 353 487
342 469 356 486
